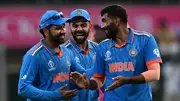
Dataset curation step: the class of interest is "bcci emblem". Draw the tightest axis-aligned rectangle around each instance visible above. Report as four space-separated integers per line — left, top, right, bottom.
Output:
105 50 112 61
129 48 138 57
66 60 71 67
48 60 56 71
76 10 82 15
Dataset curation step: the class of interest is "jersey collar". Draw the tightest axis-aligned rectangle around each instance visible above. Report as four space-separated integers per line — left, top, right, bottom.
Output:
69 39 92 54
111 28 134 48
40 39 61 55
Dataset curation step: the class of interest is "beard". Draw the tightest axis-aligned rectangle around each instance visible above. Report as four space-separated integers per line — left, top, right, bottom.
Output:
104 22 119 40
71 29 90 44
48 30 65 45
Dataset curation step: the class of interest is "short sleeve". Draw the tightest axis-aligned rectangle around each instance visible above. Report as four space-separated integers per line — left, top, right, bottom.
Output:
93 46 105 78
18 55 62 100
144 35 162 66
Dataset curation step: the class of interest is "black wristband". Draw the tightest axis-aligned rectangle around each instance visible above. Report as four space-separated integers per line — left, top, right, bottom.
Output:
88 79 98 90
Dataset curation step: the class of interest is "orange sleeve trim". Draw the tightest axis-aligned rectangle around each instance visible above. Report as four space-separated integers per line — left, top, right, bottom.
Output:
93 73 105 78
146 59 162 66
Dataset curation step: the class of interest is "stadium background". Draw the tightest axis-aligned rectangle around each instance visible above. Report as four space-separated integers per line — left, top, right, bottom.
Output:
0 0 180 101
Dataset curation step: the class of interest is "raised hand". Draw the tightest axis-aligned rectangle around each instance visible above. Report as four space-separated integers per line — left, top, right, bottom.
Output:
105 76 127 92
59 84 78 100
70 72 89 89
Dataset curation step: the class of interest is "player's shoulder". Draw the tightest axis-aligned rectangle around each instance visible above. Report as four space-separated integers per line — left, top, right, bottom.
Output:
99 39 111 46
133 29 153 38
26 42 45 57
88 40 98 47
60 44 73 55
87 40 98 51
96 39 111 52
22 43 45 63
64 40 71 48
132 29 157 47
88 40 98 46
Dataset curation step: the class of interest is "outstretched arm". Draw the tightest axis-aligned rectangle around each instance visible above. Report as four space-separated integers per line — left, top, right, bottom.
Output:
18 55 62 101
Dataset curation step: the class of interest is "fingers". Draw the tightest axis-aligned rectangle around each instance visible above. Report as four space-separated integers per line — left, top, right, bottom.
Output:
59 84 68 91
81 73 89 87
66 89 78 94
70 72 82 78
104 82 117 92
70 91 79 97
70 72 80 82
69 77 76 83
112 76 121 80
63 89 79 100
70 72 87 83
82 73 88 80
65 91 79 99
70 72 82 81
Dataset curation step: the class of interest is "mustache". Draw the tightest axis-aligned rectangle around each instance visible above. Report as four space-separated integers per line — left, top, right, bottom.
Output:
74 30 85 33
56 32 65 37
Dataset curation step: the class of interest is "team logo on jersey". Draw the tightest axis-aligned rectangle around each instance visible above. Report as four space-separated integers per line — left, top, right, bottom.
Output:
153 48 160 57
105 50 112 61
48 60 56 71
76 10 82 15
21 75 27 80
129 48 138 57
53 72 69 83
75 56 80 64
66 60 71 67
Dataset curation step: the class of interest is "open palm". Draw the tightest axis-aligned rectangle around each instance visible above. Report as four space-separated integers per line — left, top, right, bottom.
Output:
70 72 89 89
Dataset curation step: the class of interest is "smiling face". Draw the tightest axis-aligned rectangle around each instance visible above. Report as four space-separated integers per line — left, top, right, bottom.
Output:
44 24 66 44
69 17 91 44
101 13 119 40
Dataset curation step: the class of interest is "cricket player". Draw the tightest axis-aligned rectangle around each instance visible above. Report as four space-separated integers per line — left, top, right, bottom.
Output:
64 9 101 101
70 5 162 101
18 10 86 101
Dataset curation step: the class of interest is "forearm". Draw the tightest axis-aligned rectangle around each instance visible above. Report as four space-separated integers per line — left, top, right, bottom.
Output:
125 74 146 84
125 63 160 84
125 69 160 84
141 69 160 82
18 84 62 101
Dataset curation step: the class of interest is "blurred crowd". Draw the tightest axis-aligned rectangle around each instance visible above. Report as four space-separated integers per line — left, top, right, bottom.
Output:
0 14 179 101
152 18 180 101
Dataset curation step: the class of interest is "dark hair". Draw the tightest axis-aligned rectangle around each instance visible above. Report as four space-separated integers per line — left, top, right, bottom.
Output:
101 4 128 23
94 24 101 29
39 25 51 38
39 29 46 38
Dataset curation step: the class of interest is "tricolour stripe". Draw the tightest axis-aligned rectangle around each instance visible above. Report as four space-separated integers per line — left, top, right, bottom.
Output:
31 45 43 56
133 30 151 37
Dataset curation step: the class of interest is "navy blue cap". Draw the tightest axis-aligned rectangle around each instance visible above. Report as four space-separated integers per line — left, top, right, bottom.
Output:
68 9 90 22
39 10 69 29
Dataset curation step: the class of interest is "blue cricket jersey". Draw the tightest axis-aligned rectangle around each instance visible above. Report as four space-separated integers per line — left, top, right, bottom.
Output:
64 39 99 101
93 28 162 101
18 40 85 101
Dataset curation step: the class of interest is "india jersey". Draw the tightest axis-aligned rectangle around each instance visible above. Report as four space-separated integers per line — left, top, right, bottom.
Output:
93 28 162 101
64 39 99 101
18 40 85 101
